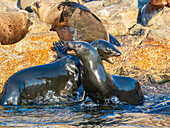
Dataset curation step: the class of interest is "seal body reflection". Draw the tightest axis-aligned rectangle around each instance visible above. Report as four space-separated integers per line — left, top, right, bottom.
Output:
65 41 144 105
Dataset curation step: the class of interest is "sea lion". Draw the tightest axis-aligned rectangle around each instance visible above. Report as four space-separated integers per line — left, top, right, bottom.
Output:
65 41 144 105
31 1 108 42
0 57 80 105
0 11 33 45
0 40 121 105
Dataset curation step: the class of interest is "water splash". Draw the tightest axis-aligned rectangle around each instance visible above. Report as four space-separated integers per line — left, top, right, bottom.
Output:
0 83 169 127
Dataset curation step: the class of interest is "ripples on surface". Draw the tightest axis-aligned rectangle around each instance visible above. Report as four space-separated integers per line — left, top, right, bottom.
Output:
0 84 169 127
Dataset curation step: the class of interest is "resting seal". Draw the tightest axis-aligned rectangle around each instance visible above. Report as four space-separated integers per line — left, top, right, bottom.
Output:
0 40 121 105
65 41 144 105
31 1 108 42
0 11 33 45
18 0 84 12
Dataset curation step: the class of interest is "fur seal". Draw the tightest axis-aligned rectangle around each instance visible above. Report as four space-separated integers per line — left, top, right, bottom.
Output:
65 41 144 105
31 1 108 42
0 39 121 105
0 11 33 45
0 57 80 105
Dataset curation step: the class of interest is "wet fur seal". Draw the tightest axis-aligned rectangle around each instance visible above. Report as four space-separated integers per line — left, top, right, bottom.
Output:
0 56 80 105
65 41 144 105
0 11 33 45
0 40 121 105
31 1 108 42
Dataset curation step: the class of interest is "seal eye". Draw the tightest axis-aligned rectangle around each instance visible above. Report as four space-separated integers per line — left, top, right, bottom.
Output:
75 43 82 48
106 48 111 52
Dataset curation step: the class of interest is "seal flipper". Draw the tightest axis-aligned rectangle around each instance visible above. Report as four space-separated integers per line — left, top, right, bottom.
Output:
56 91 87 106
53 40 70 59
109 34 121 47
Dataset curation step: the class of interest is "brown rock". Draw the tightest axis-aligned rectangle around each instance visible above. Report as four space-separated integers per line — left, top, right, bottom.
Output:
0 11 33 45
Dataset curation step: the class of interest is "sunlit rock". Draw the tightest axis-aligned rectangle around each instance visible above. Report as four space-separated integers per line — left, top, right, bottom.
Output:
85 0 139 35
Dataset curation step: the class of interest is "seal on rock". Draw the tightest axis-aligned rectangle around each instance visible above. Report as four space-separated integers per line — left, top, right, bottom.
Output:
31 1 108 42
18 0 84 12
65 41 144 105
0 11 33 45
0 39 121 105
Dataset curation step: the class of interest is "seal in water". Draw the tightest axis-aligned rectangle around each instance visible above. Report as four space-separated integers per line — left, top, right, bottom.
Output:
31 1 109 43
65 41 144 105
0 40 121 105
0 57 80 105
0 11 33 45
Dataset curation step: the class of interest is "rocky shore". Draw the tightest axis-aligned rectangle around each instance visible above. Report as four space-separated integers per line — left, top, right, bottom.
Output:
0 0 169 92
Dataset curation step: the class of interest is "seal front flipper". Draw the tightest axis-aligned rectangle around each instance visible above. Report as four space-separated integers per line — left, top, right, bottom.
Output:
53 40 70 59
56 91 87 106
111 75 144 105
109 34 121 47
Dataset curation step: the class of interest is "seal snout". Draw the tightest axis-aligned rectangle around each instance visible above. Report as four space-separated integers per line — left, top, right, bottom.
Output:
115 50 121 56
111 47 122 56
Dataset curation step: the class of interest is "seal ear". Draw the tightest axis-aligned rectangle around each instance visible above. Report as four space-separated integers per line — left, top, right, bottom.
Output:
109 34 121 47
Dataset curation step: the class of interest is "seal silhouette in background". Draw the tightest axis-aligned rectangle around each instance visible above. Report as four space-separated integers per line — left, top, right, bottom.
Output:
0 11 33 45
65 41 144 105
0 39 121 105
